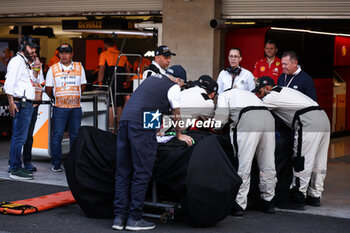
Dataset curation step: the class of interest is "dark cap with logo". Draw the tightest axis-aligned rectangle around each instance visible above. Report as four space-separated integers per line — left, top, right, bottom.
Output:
19 35 38 50
58 43 73 53
252 76 275 92
195 75 218 93
155 45 176 57
166 65 187 81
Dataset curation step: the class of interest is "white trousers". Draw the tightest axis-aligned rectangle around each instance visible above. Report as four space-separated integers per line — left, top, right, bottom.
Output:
292 110 330 198
233 110 277 210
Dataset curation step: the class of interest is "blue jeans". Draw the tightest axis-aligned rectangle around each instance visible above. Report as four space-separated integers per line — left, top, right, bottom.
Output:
50 107 82 167
114 120 158 220
22 105 39 167
9 102 34 171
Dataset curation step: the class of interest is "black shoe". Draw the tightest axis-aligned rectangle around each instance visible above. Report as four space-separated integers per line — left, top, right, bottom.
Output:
112 216 126 230
260 200 276 214
276 201 306 210
306 196 321 207
290 188 306 204
24 163 37 172
19 167 33 176
230 202 244 216
10 169 33 180
231 209 244 216
125 218 155 231
52 165 62 172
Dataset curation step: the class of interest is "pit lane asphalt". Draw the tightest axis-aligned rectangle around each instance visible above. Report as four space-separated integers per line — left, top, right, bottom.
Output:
0 179 349 233
1 136 350 233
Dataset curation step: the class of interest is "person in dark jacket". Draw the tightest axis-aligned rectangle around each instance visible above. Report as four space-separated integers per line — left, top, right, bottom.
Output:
277 51 317 101
112 65 193 231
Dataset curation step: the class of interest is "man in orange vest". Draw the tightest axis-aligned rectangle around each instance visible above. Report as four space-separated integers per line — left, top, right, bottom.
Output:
45 43 87 172
133 55 151 74
48 48 60 67
97 38 131 130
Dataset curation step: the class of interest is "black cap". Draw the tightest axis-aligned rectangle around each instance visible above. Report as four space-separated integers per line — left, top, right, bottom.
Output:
195 75 218 93
166 65 187 81
58 43 73 53
155 45 176 57
20 35 38 49
252 76 275 92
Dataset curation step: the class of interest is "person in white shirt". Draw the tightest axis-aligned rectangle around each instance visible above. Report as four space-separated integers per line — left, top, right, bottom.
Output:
214 88 276 216
180 75 217 123
254 76 330 210
142 45 175 79
217 47 255 94
45 43 87 172
4 35 39 180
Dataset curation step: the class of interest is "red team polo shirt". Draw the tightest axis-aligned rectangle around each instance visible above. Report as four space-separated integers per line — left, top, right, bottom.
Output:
253 57 283 83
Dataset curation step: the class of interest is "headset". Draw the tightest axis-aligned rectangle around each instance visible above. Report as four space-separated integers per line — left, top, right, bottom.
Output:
18 35 37 52
226 66 242 77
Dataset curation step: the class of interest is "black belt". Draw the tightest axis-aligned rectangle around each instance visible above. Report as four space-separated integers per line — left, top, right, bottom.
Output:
238 106 269 121
291 105 322 173
232 106 269 157
13 97 51 105
292 106 322 130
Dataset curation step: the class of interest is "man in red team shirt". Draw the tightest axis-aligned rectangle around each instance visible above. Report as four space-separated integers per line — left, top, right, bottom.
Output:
253 40 282 83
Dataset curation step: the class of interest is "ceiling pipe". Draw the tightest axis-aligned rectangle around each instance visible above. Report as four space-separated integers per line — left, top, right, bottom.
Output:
134 22 162 46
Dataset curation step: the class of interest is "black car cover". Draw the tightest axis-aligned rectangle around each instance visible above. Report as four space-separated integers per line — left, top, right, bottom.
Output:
185 135 242 227
64 126 116 218
153 130 214 200
65 127 242 226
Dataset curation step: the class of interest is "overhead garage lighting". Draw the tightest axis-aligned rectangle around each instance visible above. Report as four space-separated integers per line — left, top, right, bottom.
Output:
271 27 350 38
225 21 256 25
64 29 153 37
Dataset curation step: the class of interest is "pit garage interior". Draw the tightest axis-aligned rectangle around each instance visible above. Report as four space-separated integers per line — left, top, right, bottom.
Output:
0 0 350 225
1 0 350 133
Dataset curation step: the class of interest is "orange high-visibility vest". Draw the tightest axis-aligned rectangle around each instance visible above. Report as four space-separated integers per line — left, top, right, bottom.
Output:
51 62 82 108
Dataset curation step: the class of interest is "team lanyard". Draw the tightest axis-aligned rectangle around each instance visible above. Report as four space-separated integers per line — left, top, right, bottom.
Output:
17 52 34 87
58 61 74 87
284 67 301 87
284 74 296 87
17 52 31 69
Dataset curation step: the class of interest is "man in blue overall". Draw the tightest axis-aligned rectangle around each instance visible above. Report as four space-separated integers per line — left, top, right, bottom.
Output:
112 65 193 231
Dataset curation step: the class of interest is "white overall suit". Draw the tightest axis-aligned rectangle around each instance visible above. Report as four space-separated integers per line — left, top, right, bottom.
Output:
215 88 277 210
262 86 330 199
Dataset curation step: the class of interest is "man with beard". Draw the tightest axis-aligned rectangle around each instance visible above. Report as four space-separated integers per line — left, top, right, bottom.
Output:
217 47 255 94
4 35 39 180
253 40 282 83
21 46 45 173
254 76 330 209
